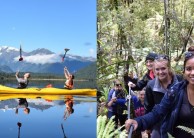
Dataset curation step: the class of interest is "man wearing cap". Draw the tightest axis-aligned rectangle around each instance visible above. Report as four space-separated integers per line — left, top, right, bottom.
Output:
128 52 157 91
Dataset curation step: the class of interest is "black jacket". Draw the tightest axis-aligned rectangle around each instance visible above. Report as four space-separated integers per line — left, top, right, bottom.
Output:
144 74 181 114
131 70 153 91
124 75 138 92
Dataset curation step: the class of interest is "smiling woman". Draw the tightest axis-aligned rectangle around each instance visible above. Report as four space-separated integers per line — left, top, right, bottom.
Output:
125 51 194 138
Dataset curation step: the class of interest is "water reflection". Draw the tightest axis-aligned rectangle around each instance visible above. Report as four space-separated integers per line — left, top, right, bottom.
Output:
17 122 22 138
0 94 96 138
61 123 67 138
15 98 30 115
63 96 74 120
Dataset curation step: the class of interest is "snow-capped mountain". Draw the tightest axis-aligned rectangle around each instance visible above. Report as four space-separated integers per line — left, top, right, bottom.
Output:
0 46 96 74
27 48 54 56
0 46 19 52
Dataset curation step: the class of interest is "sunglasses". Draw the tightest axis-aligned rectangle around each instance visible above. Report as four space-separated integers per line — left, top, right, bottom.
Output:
115 84 122 87
155 55 169 61
185 52 194 59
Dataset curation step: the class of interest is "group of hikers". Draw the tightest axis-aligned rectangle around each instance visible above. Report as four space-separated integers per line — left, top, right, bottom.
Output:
106 46 194 138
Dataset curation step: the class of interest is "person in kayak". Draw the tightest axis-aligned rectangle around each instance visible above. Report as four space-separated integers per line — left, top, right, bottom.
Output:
64 67 74 89
15 71 30 89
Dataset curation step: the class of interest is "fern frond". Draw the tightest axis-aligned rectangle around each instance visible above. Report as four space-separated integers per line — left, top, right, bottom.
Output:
177 125 194 136
97 115 127 138
97 115 107 138
102 116 115 138
167 133 175 138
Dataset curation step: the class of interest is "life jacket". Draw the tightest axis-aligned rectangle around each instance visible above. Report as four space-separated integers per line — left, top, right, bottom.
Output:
18 80 29 89
64 80 74 89
46 84 52 88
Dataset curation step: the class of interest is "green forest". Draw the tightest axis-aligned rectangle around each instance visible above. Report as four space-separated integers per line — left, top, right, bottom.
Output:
97 0 194 90
97 1 194 137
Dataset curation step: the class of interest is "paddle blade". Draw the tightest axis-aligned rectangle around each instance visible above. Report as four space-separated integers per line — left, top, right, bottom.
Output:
19 57 23 61
17 122 22 127
64 48 70 52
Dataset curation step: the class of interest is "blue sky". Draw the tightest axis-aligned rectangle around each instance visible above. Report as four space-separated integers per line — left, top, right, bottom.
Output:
0 0 96 58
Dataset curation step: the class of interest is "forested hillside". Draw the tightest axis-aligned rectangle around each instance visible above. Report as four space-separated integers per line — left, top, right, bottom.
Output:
0 62 96 80
74 62 96 80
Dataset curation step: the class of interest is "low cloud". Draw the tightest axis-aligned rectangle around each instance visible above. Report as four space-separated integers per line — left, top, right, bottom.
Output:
14 54 62 64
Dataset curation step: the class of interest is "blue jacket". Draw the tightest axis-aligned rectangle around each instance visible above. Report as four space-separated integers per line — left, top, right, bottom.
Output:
107 88 127 114
132 95 145 117
135 80 187 138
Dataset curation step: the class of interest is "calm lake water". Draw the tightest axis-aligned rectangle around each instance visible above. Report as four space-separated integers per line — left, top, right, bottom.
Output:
0 80 97 138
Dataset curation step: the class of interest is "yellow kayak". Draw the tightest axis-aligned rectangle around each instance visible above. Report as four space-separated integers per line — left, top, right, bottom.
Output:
0 94 64 101
0 94 96 101
0 85 96 96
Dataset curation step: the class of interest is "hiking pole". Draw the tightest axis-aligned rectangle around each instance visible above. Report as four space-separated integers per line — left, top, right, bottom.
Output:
128 125 134 138
127 87 131 119
127 87 133 138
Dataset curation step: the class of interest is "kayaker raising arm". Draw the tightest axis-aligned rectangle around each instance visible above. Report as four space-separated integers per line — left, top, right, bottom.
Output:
64 67 74 89
15 71 30 89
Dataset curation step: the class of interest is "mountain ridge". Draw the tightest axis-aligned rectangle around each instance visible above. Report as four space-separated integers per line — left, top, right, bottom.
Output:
0 46 96 75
